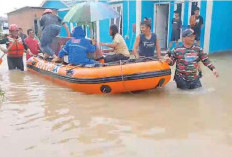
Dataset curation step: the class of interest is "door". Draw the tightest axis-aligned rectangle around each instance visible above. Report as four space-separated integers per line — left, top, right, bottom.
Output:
111 4 123 35
155 4 169 49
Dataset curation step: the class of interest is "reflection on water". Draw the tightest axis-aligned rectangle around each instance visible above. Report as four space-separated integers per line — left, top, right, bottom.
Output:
0 52 232 157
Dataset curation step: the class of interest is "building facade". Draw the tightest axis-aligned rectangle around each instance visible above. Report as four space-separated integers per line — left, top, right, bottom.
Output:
42 0 232 54
7 7 58 37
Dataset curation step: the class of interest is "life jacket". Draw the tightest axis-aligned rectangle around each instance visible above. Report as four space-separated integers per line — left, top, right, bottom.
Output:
7 36 25 57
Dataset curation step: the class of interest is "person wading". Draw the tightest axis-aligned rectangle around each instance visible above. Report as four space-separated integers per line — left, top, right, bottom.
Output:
25 29 41 60
165 29 219 90
0 24 32 71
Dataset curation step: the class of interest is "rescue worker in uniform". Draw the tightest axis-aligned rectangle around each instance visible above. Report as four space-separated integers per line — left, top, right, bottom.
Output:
0 24 32 71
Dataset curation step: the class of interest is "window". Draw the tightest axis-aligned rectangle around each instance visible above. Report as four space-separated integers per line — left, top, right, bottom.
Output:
110 4 123 35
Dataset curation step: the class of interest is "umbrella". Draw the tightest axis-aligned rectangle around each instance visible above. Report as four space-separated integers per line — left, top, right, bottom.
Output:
63 1 120 23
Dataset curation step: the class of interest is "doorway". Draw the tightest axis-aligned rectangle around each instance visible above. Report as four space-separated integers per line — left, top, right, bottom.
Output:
154 3 169 50
111 4 123 35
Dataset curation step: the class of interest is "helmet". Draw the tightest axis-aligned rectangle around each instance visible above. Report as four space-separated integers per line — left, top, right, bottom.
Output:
43 9 53 15
9 24 19 31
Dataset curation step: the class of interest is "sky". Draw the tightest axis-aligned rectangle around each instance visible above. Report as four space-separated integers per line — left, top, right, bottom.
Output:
0 0 43 17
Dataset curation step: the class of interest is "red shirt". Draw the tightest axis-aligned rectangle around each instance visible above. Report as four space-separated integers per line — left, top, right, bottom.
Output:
24 37 40 60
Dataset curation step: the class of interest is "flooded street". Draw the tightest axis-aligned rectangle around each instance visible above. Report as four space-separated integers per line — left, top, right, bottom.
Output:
0 52 232 157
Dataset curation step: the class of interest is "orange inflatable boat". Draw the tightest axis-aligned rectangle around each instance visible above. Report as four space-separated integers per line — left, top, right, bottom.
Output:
27 57 171 94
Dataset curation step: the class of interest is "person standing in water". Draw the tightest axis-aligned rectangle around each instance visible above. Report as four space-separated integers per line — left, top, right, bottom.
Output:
0 24 32 71
18 28 27 43
133 21 161 59
24 29 41 60
168 10 182 51
165 29 219 90
40 9 68 59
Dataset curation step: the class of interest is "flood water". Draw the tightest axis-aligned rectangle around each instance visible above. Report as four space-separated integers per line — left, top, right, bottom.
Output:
0 52 232 157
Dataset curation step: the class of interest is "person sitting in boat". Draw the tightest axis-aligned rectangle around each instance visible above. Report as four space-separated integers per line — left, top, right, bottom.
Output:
133 21 161 59
99 25 130 63
52 26 99 65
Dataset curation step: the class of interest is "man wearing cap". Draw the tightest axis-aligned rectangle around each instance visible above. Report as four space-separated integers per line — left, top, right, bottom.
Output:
190 7 204 46
0 24 32 71
165 29 219 90
40 9 68 59
168 10 182 51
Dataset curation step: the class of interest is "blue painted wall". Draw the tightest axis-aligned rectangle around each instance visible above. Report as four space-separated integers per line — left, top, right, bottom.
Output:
58 10 69 37
42 0 232 53
209 1 232 53
168 2 175 43
42 0 67 9
183 1 189 28
42 1 69 37
141 1 154 32
99 1 136 50
199 0 207 48
123 0 136 50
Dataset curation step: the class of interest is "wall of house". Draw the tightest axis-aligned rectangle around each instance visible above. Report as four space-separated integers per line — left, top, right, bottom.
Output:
42 0 72 37
40 0 232 54
99 0 137 50
42 1 67 9
57 10 73 37
209 1 232 53
199 0 207 48
123 0 136 50
8 8 48 37
141 1 154 32
142 0 207 49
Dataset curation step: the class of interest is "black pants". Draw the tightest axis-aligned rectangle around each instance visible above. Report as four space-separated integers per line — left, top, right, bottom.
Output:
7 57 24 71
104 54 129 63
174 75 202 90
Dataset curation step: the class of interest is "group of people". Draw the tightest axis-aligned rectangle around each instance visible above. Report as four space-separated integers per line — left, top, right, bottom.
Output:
0 7 219 90
0 24 40 71
168 7 204 51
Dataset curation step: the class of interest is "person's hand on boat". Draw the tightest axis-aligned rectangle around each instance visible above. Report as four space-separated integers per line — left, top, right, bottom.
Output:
157 55 162 61
164 54 172 64
99 42 107 47
28 51 34 57
213 69 219 78
51 56 61 63
27 49 34 57
92 39 96 45
134 54 139 59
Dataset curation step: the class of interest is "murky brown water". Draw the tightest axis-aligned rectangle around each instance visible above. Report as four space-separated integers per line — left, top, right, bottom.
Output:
0 52 232 157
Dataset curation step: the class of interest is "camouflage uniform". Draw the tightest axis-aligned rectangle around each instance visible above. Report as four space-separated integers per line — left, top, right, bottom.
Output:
168 44 215 89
